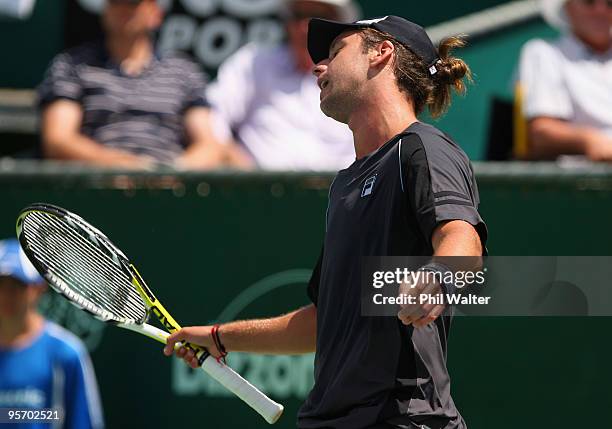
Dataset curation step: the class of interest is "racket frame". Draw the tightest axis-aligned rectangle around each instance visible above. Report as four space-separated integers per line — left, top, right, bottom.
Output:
16 203 283 424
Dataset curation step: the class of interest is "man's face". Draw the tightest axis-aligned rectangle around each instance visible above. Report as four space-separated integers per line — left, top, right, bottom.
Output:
0 277 30 319
102 0 162 39
286 1 342 72
314 31 370 123
566 0 612 50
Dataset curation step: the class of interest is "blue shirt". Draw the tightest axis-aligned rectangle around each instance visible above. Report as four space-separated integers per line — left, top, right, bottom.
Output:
0 322 104 429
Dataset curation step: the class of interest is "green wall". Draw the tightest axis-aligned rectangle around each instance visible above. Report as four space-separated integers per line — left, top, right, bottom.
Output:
0 0 65 88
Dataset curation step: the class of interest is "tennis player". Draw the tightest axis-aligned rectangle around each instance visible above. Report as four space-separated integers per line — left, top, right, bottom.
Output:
165 15 486 429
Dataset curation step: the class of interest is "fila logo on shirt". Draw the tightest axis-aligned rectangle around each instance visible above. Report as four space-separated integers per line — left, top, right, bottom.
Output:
361 175 377 197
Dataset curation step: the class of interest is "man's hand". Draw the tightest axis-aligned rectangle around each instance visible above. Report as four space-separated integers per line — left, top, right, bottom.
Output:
584 130 612 162
528 117 612 161
163 326 225 369
397 274 446 328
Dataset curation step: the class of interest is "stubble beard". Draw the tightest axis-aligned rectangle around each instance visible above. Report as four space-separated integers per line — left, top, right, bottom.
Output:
319 86 357 125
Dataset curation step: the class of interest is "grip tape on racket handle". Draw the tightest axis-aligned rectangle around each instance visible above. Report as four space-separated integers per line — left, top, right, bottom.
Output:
200 357 284 424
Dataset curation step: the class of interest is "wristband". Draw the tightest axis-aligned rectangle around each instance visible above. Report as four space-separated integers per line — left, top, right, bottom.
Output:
211 324 228 363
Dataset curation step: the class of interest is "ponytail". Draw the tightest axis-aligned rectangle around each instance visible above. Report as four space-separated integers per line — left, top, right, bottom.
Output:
428 36 472 118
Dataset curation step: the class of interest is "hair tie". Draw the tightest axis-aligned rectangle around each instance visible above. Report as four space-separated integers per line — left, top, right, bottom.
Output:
428 59 442 76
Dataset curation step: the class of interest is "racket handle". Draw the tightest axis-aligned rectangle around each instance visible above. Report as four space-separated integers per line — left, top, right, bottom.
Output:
201 357 284 424
122 323 283 423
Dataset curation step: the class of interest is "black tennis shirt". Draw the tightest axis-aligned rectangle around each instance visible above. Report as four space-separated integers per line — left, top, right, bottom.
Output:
299 122 487 429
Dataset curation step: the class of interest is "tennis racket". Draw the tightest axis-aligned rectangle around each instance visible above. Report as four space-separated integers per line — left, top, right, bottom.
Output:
16 203 284 424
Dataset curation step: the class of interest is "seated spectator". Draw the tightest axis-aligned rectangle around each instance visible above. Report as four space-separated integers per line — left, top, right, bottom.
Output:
207 0 359 171
0 239 104 428
519 0 612 161
38 0 223 169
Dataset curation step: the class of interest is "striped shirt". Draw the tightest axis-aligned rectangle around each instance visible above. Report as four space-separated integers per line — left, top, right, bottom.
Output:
37 40 209 163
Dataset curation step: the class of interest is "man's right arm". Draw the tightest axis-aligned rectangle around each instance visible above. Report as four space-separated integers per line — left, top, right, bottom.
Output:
518 39 612 161
528 117 612 161
41 99 153 168
163 304 317 368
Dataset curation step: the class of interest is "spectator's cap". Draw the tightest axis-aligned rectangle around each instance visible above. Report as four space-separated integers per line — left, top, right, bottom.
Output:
283 0 360 23
308 15 439 71
0 239 44 286
540 0 570 31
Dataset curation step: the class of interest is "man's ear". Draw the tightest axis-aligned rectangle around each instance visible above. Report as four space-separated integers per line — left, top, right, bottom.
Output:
370 40 395 68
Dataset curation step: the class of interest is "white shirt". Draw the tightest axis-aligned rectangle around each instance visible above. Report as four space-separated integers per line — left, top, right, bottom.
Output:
519 35 612 136
207 43 355 171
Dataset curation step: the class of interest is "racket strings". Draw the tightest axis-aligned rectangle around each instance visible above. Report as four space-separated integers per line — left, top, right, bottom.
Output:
31 224 144 322
32 215 146 322
22 212 147 324
26 215 144 321
26 214 146 322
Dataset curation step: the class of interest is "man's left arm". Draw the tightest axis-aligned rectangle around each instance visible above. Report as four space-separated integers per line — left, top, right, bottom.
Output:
397 136 487 327
431 219 483 257
398 220 482 327
175 107 226 170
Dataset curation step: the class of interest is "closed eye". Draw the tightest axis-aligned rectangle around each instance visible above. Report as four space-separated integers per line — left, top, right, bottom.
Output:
328 41 344 60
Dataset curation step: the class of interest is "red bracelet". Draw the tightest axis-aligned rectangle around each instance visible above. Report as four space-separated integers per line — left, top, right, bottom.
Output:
211 324 228 363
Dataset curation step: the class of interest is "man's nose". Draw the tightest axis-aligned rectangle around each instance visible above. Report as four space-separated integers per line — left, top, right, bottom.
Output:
312 61 329 78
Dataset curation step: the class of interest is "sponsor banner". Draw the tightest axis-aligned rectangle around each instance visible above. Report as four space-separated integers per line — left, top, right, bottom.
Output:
68 0 285 74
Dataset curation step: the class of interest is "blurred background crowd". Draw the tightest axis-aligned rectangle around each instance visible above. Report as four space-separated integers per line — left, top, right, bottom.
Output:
1 0 610 170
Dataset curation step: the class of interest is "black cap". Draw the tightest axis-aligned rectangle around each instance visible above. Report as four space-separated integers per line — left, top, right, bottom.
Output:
308 15 440 74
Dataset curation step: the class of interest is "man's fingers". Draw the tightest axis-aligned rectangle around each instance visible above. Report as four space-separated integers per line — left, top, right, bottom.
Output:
398 305 423 323
164 327 201 355
430 304 446 319
419 282 443 314
398 307 424 325
413 305 446 328
164 329 189 355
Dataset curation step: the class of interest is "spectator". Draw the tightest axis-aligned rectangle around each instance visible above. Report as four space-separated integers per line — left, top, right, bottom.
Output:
38 0 223 170
519 0 612 161
0 239 104 428
207 0 359 171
